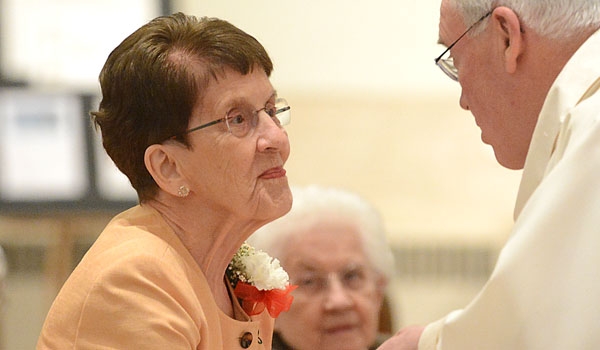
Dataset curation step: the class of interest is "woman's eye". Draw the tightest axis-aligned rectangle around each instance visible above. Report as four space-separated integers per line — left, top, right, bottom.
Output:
343 269 366 288
298 277 315 287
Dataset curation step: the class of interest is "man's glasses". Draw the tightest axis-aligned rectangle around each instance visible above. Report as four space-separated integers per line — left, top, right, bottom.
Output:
434 11 492 81
174 97 291 139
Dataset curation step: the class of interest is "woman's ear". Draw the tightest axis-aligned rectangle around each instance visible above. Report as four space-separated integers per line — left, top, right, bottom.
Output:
492 7 525 74
144 144 185 197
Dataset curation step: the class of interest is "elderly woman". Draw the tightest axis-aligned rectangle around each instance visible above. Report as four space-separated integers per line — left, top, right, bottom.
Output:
248 185 396 350
37 13 293 349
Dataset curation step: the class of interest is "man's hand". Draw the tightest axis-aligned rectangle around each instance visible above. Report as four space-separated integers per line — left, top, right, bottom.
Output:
377 325 425 350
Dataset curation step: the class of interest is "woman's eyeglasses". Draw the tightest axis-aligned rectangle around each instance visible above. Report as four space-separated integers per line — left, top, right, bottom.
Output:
291 264 375 298
173 97 291 139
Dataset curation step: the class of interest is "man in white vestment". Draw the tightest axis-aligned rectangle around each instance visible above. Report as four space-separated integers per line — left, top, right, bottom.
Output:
379 0 600 349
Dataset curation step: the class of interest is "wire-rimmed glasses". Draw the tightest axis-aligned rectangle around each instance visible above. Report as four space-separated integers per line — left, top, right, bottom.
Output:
175 97 291 139
434 11 492 81
290 263 376 299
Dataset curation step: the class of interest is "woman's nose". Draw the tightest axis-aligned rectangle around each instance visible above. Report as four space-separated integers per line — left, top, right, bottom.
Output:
323 278 353 310
256 110 289 152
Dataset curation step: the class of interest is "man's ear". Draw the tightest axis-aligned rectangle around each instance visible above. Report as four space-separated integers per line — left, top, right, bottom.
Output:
144 144 185 197
492 7 525 74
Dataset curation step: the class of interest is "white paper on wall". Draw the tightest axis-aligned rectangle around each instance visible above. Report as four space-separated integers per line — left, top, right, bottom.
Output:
0 0 161 92
0 89 88 201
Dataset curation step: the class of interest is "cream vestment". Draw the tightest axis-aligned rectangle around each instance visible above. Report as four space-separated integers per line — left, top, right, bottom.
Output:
419 28 600 350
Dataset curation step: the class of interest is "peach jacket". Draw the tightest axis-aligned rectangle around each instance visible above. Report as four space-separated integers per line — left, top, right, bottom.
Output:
419 28 600 349
37 205 274 349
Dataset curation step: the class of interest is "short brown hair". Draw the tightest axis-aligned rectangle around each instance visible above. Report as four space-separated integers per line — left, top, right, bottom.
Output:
91 13 273 202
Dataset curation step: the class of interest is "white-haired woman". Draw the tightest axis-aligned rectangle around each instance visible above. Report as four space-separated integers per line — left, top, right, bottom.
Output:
249 185 395 350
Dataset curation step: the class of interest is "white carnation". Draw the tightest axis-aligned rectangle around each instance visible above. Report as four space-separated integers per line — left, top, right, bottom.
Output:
242 251 289 290
227 242 290 291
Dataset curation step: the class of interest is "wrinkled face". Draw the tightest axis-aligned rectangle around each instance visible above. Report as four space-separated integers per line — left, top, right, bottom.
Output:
173 66 292 225
438 0 535 169
276 221 384 350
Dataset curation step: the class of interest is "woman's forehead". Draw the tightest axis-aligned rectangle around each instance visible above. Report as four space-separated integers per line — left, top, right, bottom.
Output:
283 227 368 266
191 68 273 119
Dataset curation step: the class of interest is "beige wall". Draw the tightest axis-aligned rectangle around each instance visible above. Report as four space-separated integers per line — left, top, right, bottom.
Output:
173 0 450 96
285 93 521 244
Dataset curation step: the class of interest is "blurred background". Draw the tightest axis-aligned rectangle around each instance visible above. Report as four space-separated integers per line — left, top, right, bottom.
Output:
0 0 522 348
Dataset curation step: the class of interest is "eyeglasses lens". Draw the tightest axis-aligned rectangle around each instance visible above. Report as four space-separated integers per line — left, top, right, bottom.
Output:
224 98 291 137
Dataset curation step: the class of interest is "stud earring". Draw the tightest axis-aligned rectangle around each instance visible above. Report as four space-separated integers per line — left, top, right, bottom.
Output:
177 185 190 197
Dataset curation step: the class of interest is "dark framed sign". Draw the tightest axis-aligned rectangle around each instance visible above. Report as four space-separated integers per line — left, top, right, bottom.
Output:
0 1 172 214
0 89 138 214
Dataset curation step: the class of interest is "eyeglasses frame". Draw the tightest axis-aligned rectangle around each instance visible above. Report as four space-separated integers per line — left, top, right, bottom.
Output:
172 98 290 140
434 10 493 81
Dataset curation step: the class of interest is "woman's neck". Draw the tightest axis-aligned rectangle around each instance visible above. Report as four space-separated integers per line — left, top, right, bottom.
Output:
143 198 249 316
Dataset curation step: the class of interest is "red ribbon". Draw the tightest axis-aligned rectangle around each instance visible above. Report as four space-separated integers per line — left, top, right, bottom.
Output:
234 281 297 318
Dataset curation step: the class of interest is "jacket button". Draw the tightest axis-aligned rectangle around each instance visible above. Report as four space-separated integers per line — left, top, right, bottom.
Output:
240 332 253 348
